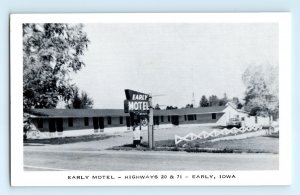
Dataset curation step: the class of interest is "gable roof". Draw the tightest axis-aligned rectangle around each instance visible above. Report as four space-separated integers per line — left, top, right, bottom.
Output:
27 106 227 118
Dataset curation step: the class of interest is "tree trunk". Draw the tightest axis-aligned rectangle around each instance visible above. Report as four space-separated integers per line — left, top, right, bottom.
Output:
268 114 273 135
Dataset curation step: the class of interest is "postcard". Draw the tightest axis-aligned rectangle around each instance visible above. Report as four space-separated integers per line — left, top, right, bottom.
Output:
10 13 291 186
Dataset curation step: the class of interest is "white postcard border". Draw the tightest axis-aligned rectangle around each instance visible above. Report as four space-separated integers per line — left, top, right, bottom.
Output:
10 13 291 186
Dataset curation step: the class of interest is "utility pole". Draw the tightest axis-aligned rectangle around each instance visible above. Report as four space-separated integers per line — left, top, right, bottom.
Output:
192 92 195 107
148 95 154 149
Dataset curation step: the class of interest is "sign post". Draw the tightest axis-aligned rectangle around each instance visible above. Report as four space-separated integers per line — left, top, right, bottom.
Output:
148 95 154 149
124 89 154 149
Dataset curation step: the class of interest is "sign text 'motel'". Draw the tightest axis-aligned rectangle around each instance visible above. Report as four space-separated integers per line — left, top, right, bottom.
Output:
124 100 149 113
124 89 150 113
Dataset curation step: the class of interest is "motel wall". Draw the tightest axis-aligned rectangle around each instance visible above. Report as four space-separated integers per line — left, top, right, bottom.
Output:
152 112 224 126
29 105 270 136
31 116 129 133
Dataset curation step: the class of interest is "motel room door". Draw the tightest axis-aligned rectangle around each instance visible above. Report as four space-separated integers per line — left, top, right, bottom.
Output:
56 118 63 132
171 115 179 126
93 117 99 130
49 118 56 132
99 117 104 131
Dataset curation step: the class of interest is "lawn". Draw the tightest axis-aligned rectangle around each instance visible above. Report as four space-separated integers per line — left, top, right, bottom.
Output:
23 125 279 154
111 136 279 154
182 136 278 153
24 134 117 145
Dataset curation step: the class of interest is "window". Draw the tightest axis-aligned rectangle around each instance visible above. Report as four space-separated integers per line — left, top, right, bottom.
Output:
194 115 197 120
168 116 171 122
187 115 195 121
184 115 187 121
120 116 123 124
68 118 73 127
107 116 112 125
84 117 89 126
37 118 43 128
212 113 216 119
161 116 164 122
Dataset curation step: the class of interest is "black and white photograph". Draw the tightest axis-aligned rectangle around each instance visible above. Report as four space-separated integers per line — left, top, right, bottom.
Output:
10 13 291 186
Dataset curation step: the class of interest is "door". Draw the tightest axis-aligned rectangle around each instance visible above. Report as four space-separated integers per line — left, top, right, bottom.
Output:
99 117 104 129
171 115 179 126
49 118 56 132
56 118 63 132
93 117 99 130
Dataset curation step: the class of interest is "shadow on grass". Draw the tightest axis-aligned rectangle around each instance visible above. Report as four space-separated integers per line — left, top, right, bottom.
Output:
23 134 118 145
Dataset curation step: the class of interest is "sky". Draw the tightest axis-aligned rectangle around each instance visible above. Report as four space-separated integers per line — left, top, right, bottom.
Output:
70 23 278 109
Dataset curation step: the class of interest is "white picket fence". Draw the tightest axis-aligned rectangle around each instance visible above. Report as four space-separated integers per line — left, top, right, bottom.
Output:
174 126 263 145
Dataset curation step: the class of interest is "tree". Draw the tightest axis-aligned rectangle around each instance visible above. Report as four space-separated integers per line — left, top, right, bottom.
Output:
23 23 89 110
231 97 243 109
208 95 219 107
236 103 243 109
66 87 94 109
166 106 178 110
154 104 161 110
219 93 229 106
199 95 209 107
81 92 94 109
23 23 89 138
185 104 193 108
242 65 279 133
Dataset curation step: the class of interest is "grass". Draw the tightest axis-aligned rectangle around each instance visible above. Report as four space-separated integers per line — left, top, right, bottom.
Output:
24 134 117 145
110 135 279 154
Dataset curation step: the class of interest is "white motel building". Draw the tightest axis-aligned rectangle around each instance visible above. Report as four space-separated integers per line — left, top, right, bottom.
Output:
26 103 269 136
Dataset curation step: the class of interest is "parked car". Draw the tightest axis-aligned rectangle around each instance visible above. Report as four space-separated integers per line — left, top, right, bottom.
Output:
226 118 242 128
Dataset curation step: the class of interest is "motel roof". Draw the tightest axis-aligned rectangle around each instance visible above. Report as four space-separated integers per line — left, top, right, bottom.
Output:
27 106 227 118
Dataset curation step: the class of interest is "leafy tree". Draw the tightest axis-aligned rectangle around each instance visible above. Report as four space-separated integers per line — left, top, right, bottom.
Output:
66 87 94 109
23 23 89 138
231 97 243 109
236 103 243 109
185 104 193 108
23 23 89 110
199 95 209 107
166 106 178 110
154 104 161 110
81 92 94 109
231 97 240 106
208 95 219 107
242 65 279 133
219 93 229 106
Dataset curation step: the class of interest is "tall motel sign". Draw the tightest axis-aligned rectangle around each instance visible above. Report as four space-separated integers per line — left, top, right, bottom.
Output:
124 89 154 149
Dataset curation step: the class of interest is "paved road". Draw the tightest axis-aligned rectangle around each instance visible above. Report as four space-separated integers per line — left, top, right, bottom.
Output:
24 149 278 171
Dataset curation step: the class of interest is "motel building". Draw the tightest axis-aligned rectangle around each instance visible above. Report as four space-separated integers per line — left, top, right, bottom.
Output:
26 103 269 138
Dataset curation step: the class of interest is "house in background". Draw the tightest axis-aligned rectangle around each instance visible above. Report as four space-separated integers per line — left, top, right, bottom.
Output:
26 103 269 138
